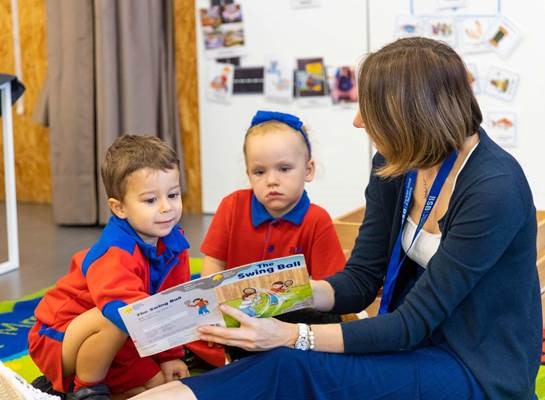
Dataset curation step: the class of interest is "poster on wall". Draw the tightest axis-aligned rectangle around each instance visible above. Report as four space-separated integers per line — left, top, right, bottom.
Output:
484 16 523 59
264 56 294 103
485 111 517 147
206 62 235 103
458 16 495 54
395 15 425 38
425 16 457 46
484 66 519 102
295 57 329 106
199 1 246 60
328 66 358 105
465 62 481 94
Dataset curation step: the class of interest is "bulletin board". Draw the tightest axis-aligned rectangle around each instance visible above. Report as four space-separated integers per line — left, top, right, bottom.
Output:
197 0 545 215
195 0 371 217
368 0 545 209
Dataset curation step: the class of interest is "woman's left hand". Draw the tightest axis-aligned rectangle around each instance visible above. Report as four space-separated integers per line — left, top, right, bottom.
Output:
197 305 297 351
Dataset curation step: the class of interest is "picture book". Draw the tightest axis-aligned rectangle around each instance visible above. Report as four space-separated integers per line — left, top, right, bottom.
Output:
118 254 313 357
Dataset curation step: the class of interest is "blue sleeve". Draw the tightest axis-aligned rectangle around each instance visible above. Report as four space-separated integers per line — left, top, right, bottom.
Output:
325 154 394 314
328 161 531 354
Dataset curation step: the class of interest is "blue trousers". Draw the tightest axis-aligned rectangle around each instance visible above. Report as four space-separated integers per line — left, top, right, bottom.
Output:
182 345 485 399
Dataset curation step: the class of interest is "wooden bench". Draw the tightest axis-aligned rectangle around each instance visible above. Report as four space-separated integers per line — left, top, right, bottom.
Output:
334 207 545 319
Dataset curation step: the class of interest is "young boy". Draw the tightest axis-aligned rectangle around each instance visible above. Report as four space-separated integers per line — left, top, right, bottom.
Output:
28 135 190 400
201 110 346 280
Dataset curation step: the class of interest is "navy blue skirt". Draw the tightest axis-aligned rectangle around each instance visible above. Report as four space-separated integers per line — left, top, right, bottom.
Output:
182 345 484 400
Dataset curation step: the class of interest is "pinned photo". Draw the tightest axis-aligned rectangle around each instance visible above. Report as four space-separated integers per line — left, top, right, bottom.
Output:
395 15 424 38
484 66 519 102
295 58 327 98
485 112 517 148
426 16 457 47
435 0 466 10
484 16 522 59
458 16 495 54
264 56 294 103
206 62 235 103
465 63 481 94
329 66 357 105
199 2 246 59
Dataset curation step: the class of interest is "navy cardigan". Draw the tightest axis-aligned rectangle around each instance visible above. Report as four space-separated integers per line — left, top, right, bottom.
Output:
326 129 541 399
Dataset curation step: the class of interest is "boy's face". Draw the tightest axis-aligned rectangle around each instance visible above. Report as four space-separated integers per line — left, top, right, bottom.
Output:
108 167 182 245
245 129 315 218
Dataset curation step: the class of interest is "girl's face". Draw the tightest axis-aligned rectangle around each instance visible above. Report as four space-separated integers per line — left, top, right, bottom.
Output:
245 129 315 218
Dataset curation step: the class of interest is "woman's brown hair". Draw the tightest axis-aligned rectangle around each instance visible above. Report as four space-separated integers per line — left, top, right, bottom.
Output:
358 37 482 177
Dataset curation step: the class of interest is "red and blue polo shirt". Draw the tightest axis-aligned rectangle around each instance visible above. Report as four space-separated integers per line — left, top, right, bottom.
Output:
201 189 345 279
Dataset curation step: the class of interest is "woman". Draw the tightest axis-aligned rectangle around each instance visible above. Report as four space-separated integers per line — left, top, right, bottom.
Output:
132 37 541 400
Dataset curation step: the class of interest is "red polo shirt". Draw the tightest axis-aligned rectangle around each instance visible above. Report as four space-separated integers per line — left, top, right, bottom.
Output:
201 189 345 279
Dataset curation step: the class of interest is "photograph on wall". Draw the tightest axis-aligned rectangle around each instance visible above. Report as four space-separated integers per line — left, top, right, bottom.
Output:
395 15 425 38
199 1 246 60
206 62 235 103
425 16 457 47
484 66 519 102
328 66 357 105
264 56 294 103
291 0 322 9
485 111 517 148
295 57 327 98
458 16 495 54
465 62 481 94
435 0 466 10
484 16 522 59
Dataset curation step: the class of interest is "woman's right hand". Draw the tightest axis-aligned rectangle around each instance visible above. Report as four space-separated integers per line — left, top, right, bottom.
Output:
197 305 298 352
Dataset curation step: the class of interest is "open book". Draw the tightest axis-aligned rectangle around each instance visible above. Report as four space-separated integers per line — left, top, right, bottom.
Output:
118 254 313 357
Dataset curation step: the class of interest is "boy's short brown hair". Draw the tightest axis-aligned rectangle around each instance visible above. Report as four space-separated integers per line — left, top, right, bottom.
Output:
101 134 180 200
358 37 482 177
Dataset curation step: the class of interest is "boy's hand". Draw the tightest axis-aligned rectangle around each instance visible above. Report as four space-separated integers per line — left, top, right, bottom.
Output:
160 359 190 381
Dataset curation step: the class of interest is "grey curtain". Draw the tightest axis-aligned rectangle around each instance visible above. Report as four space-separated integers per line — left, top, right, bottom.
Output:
34 0 185 225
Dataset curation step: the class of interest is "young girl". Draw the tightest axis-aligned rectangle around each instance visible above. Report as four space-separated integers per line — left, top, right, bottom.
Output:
201 110 346 281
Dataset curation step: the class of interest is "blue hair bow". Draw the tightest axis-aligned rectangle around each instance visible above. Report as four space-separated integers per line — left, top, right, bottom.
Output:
250 110 312 157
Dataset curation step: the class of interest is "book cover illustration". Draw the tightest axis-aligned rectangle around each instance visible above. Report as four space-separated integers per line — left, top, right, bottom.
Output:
119 254 312 357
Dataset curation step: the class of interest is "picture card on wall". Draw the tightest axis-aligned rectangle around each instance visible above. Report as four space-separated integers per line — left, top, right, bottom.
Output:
485 111 517 148
484 66 519 102
264 56 294 103
484 16 522 59
199 2 246 60
425 16 457 47
465 62 481 94
295 58 327 98
458 16 495 54
291 0 322 9
206 62 235 103
395 15 425 38
328 66 357 105
233 67 264 94
435 0 466 10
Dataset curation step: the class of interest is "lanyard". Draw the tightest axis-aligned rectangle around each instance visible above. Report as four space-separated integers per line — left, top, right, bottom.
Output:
378 151 457 315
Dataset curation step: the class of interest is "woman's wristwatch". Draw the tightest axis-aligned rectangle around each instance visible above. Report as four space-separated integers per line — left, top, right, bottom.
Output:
294 323 315 351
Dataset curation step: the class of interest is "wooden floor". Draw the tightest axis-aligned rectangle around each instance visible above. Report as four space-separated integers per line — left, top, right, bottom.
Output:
0 203 212 301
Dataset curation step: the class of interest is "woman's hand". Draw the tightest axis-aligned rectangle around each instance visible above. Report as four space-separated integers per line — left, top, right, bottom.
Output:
197 305 298 352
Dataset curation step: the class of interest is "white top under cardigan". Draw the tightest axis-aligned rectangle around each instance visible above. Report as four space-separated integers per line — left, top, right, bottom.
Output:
402 142 479 268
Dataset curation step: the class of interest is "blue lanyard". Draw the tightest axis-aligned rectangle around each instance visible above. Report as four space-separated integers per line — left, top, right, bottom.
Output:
378 151 457 315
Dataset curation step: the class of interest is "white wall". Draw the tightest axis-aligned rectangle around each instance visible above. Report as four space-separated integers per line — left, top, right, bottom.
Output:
196 0 371 217
198 0 545 214
368 0 545 209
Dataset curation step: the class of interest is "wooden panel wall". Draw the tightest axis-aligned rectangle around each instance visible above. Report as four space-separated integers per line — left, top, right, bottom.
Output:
0 0 202 212
175 0 202 214
0 0 51 203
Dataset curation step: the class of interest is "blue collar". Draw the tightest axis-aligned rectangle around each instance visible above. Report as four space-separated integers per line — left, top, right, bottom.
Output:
251 190 310 227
